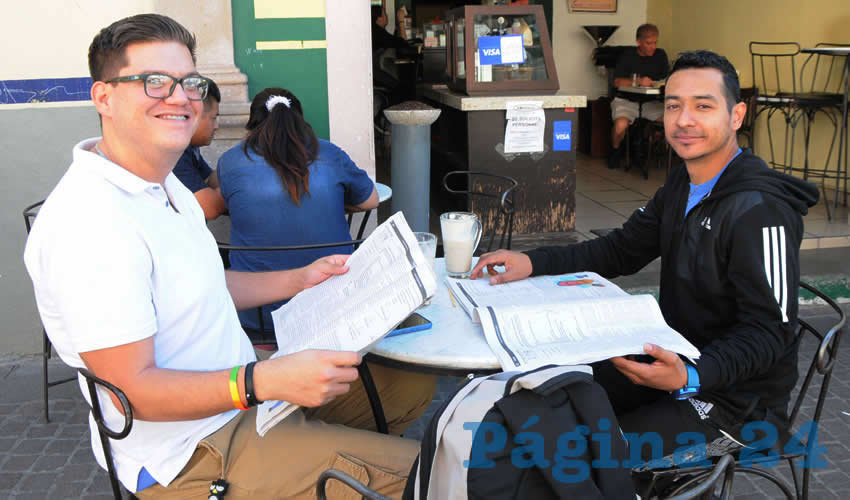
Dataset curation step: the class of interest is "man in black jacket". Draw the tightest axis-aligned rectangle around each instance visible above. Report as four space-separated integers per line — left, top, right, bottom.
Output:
471 50 819 463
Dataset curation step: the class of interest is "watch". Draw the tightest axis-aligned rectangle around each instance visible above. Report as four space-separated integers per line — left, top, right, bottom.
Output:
675 364 700 400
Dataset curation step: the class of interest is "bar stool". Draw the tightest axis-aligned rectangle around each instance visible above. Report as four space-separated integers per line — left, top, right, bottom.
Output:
749 42 801 175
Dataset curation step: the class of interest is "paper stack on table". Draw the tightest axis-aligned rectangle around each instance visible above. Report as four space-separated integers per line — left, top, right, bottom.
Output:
446 272 700 371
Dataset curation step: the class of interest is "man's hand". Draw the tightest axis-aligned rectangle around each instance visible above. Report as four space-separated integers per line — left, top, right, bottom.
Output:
638 76 654 87
301 254 350 290
469 249 533 285
610 343 688 392
255 350 361 407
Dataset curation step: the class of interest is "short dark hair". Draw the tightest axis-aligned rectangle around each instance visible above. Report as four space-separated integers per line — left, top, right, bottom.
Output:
88 14 197 82
636 24 659 40
204 79 221 110
670 50 741 110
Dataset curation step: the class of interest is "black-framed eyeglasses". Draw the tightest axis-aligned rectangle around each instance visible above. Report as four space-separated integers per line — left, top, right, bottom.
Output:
104 73 210 101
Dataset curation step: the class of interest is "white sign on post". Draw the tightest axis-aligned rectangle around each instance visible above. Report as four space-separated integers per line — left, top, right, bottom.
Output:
504 101 545 153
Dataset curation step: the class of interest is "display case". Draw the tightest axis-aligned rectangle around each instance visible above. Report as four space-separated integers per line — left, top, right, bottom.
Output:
445 5 559 96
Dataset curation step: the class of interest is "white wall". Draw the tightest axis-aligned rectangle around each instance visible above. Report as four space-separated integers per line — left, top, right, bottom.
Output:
551 0 648 99
2 1 152 80
326 0 376 178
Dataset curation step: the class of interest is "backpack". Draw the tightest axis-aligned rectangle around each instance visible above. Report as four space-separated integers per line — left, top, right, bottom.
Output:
403 365 634 500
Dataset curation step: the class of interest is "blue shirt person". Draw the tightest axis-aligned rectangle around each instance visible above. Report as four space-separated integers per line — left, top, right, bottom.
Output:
217 88 378 333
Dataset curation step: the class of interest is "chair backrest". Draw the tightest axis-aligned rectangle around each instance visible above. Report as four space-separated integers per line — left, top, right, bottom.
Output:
787 281 846 432
749 41 801 100
23 200 45 234
316 468 389 500
218 239 365 345
78 368 133 500
441 171 519 254
663 454 735 500
799 42 850 95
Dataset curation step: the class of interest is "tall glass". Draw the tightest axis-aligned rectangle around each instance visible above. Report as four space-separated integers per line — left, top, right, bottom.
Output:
440 212 482 279
414 232 437 305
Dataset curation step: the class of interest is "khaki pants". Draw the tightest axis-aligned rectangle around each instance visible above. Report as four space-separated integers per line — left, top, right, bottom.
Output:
137 365 435 499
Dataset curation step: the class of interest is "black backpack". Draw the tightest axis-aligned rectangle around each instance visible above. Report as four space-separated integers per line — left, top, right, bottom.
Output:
403 365 634 500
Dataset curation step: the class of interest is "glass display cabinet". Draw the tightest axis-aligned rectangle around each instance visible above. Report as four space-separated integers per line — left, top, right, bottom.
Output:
445 4 559 95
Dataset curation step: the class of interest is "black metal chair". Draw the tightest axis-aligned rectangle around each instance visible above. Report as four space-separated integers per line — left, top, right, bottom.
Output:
78 368 134 500
218 239 389 435
635 281 846 500
441 171 518 254
23 200 77 423
738 87 759 150
749 42 802 176
797 43 849 211
316 469 389 500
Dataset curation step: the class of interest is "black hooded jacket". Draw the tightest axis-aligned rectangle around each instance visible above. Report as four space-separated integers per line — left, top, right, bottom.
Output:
525 150 819 419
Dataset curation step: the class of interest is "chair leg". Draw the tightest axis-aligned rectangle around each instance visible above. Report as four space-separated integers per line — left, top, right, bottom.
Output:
43 330 50 423
357 362 388 434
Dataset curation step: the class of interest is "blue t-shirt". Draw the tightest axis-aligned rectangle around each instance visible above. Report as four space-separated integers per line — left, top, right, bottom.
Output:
217 139 375 331
685 148 742 217
172 146 213 193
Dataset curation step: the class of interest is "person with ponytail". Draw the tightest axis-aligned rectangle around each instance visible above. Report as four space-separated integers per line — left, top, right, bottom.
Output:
217 88 378 334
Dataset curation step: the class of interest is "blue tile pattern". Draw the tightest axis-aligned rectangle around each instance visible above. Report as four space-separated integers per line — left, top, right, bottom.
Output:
0 77 92 104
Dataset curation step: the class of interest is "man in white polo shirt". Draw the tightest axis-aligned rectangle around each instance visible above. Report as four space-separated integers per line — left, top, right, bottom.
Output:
24 13 433 498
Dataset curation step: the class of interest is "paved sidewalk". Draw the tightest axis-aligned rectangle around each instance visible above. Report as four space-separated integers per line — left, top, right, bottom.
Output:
2 302 849 498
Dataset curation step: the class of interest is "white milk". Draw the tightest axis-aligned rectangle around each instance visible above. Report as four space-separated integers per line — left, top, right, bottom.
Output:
444 239 476 274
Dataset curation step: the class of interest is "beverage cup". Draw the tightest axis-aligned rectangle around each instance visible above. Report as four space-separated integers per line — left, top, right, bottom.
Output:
440 212 482 279
631 73 638 86
414 232 438 305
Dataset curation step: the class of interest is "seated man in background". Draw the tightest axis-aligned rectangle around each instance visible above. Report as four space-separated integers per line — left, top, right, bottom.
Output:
609 23 668 170
172 78 226 219
472 50 818 465
24 13 434 498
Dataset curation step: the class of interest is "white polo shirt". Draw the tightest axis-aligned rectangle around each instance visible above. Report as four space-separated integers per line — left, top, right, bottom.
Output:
24 138 256 492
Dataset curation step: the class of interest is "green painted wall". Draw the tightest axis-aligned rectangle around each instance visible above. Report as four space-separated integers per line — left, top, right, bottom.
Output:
231 1 330 139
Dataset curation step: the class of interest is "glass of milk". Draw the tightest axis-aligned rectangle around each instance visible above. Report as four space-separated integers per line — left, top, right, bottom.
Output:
440 212 482 278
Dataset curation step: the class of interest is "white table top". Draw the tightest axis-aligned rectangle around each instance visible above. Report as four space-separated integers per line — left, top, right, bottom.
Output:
376 182 392 203
802 47 850 55
371 258 501 372
618 86 662 95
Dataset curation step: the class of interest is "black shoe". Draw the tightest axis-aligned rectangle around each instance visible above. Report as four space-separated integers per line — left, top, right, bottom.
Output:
607 145 622 170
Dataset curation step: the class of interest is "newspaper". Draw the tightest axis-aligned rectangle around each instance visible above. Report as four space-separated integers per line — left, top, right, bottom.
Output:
255 212 438 436
448 272 700 371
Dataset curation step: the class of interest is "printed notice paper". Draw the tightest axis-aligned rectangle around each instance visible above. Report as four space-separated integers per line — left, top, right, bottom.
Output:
504 100 545 153
254 212 438 436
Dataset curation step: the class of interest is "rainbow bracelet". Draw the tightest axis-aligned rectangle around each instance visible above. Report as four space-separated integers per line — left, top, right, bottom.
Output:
229 366 248 411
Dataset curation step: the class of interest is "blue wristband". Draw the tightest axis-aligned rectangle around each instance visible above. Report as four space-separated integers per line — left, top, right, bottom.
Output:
675 364 700 400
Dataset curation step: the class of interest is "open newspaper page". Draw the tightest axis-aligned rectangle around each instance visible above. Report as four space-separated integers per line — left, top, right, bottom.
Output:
478 294 700 371
254 212 438 436
447 271 628 323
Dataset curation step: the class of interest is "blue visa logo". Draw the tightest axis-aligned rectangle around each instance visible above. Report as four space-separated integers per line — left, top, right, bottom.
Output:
553 121 572 151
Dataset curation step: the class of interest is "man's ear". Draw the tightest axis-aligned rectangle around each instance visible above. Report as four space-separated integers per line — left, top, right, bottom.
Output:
730 100 746 131
91 81 112 118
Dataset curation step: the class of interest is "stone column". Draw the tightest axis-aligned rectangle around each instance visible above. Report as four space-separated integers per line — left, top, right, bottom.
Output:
155 0 250 165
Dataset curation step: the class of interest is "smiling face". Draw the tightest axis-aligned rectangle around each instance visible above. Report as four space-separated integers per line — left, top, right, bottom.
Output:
97 41 201 160
664 68 746 177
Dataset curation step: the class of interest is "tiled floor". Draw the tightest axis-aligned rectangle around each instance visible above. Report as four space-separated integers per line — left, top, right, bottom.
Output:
574 153 850 249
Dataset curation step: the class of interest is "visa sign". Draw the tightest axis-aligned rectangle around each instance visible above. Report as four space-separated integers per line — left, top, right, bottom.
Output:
478 35 524 66
553 121 572 151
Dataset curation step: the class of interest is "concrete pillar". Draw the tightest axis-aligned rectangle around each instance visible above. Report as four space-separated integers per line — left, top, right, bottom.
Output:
384 105 441 232
155 0 250 165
